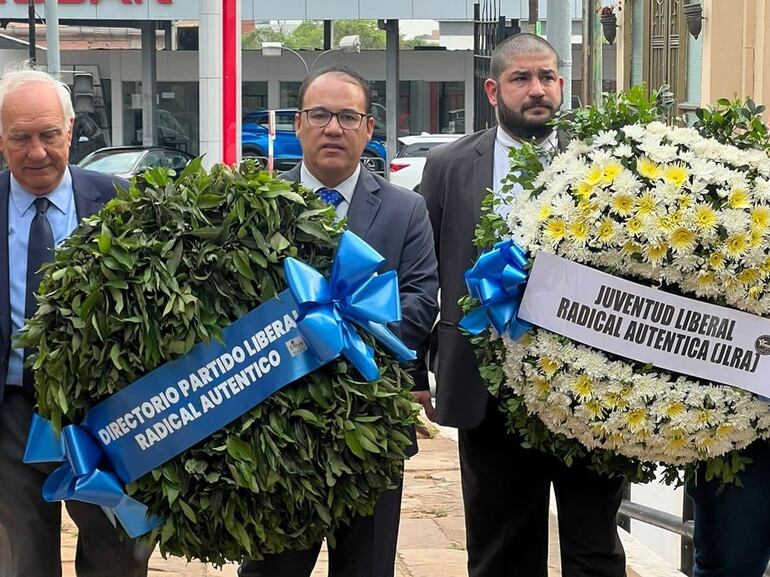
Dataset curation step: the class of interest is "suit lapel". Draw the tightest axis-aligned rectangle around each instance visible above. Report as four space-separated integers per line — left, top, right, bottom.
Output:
0 172 10 350
70 166 102 220
471 128 496 238
281 164 301 185
346 168 381 239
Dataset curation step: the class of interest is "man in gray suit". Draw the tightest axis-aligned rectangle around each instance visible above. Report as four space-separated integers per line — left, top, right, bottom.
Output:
238 65 438 577
420 34 626 577
0 66 151 577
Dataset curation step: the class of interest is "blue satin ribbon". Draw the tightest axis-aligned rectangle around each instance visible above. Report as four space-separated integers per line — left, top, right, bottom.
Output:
284 230 416 381
459 239 533 340
24 414 162 538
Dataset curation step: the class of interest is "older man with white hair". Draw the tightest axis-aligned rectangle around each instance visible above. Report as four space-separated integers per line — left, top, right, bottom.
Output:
0 65 151 577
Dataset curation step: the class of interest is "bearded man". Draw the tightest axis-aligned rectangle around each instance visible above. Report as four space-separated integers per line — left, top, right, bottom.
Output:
419 33 627 577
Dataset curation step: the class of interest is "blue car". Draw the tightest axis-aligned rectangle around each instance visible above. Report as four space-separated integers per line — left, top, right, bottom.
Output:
242 109 387 174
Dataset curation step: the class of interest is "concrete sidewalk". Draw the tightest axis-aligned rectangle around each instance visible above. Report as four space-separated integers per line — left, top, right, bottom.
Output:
61 432 684 577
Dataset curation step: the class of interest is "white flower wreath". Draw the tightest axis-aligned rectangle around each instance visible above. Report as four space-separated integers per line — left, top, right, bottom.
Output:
500 120 770 467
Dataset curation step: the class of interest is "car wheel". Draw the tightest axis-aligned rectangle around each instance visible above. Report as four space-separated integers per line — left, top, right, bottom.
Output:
361 150 384 174
242 147 266 168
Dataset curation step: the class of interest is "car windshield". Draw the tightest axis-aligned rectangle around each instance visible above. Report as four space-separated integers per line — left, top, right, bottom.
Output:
80 150 143 175
399 142 444 158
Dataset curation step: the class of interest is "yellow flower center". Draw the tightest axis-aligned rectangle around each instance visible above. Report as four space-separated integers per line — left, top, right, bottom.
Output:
645 242 669 264
597 218 616 243
538 356 560 375
663 163 689 188
697 272 716 288
575 181 595 199
626 217 643 235
709 252 725 270
544 218 567 242
636 191 657 217
694 204 719 231
751 206 770 229
573 374 594 400
537 204 552 221
728 187 751 209
637 157 662 180
624 408 649 430
622 240 642 257
602 162 624 185
724 233 750 257
749 286 764 300
663 401 686 418
568 220 589 243
670 227 697 252
585 165 604 186
610 194 635 216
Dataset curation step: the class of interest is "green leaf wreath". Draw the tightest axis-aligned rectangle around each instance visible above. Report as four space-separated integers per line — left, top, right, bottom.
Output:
19 160 419 565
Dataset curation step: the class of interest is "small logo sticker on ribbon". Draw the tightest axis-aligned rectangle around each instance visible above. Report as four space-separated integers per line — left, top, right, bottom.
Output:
286 336 308 357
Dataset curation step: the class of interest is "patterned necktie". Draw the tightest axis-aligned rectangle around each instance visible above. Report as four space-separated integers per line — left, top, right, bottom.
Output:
23 197 54 391
317 187 345 208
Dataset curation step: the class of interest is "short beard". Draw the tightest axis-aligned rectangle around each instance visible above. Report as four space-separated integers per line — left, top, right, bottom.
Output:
497 91 560 141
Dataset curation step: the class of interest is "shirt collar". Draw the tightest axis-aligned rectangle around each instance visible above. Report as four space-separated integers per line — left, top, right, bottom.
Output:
10 167 73 217
299 163 361 206
495 125 558 153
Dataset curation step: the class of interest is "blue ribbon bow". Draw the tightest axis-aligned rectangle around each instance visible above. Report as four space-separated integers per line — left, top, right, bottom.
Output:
284 230 416 381
459 239 533 340
23 414 162 538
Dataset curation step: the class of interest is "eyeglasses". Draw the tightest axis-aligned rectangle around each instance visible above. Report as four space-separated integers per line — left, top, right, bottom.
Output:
300 107 369 130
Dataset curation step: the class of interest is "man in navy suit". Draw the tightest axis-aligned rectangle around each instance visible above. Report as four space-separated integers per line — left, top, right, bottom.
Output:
0 66 151 577
238 65 439 577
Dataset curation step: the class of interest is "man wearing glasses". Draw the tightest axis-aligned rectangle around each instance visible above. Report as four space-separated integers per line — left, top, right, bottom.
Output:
238 65 438 577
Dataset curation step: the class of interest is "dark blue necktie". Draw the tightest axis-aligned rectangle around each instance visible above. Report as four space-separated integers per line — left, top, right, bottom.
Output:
23 197 54 391
317 187 344 208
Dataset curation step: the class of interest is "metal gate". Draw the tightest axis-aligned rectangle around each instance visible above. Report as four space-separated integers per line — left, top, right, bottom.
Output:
473 1 518 131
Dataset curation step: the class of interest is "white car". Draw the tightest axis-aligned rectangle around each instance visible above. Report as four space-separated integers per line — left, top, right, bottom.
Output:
389 133 464 191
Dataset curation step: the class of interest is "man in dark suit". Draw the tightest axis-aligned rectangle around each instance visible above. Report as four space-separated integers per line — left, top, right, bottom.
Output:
0 67 151 577
420 34 626 577
238 65 438 577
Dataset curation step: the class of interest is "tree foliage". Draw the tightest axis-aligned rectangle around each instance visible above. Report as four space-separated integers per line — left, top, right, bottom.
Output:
243 20 430 51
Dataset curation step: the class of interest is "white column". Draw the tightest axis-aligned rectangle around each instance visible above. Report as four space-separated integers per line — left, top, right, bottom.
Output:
199 0 223 168
110 51 124 147
547 0 572 110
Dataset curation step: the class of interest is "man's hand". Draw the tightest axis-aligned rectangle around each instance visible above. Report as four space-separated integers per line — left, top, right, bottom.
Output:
412 390 436 423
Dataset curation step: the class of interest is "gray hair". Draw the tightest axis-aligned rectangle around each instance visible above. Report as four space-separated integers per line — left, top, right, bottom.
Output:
0 63 74 133
490 33 560 81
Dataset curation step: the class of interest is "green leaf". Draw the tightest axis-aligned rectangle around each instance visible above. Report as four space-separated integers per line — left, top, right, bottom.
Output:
344 430 365 459
179 500 197 523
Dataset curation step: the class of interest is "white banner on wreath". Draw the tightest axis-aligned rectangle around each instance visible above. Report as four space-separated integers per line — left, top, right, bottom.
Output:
518 252 770 396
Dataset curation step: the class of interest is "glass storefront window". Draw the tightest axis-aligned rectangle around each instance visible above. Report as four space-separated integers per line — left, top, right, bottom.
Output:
370 80 465 136
243 81 268 112
122 81 199 155
280 82 302 108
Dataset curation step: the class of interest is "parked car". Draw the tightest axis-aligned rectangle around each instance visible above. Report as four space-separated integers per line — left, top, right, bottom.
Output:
389 133 465 191
77 146 193 180
242 108 388 175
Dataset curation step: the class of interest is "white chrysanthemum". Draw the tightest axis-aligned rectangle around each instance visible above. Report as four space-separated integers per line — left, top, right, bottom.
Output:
721 209 752 235
613 143 634 158
594 129 619 147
